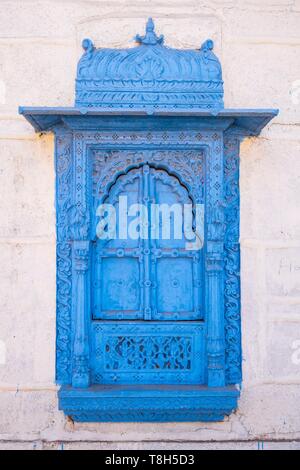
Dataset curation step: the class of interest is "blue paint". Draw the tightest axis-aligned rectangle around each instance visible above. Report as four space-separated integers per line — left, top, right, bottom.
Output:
19 18 278 422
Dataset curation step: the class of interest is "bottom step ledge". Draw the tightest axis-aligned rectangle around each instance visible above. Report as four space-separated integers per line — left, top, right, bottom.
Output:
58 384 240 422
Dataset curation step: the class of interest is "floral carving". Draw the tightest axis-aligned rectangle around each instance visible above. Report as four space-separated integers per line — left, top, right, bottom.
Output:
224 137 241 384
55 134 73 384
56 242 72 383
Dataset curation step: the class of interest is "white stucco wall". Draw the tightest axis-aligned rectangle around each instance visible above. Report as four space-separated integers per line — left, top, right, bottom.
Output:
0 0 300 450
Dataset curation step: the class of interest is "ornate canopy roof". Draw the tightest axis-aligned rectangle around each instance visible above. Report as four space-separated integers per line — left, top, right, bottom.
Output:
75 18 224 111
19 18 278 134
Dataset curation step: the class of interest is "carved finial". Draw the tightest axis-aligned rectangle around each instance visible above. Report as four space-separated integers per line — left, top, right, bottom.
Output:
82 38 94 54
200 39 214 53
199 39 222 80
135 18 164 45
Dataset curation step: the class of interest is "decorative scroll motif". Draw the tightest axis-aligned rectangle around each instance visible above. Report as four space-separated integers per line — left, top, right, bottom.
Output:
104 336 192 371
55 134 73 383
56 242 72 383
56 131 90 241
224 137 241 384
75 18 223 110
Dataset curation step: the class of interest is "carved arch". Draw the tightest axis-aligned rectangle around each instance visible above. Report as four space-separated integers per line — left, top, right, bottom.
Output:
100 162 195 205
92 149 205 207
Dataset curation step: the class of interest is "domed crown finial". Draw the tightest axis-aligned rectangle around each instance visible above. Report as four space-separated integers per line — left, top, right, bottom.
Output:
82 38 94 54
135 17 164 45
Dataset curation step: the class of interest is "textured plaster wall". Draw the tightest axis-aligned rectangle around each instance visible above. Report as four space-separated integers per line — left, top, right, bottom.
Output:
0 0 300 450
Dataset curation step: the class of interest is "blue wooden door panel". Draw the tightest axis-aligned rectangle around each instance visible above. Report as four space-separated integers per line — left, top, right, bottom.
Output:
92 168 143 320
150 166 203 321
101 258 140 312
156 258 193 313
153 171 190 250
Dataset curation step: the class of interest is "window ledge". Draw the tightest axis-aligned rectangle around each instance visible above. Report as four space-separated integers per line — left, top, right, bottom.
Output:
58 385 239 422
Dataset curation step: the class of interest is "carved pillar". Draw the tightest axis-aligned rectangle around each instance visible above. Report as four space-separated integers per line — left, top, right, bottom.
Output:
206 133 226 387
206 240 225 387
72 240 90 388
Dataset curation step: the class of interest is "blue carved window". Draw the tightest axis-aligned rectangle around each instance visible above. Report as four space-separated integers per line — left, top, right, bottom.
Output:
20 18 278 422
